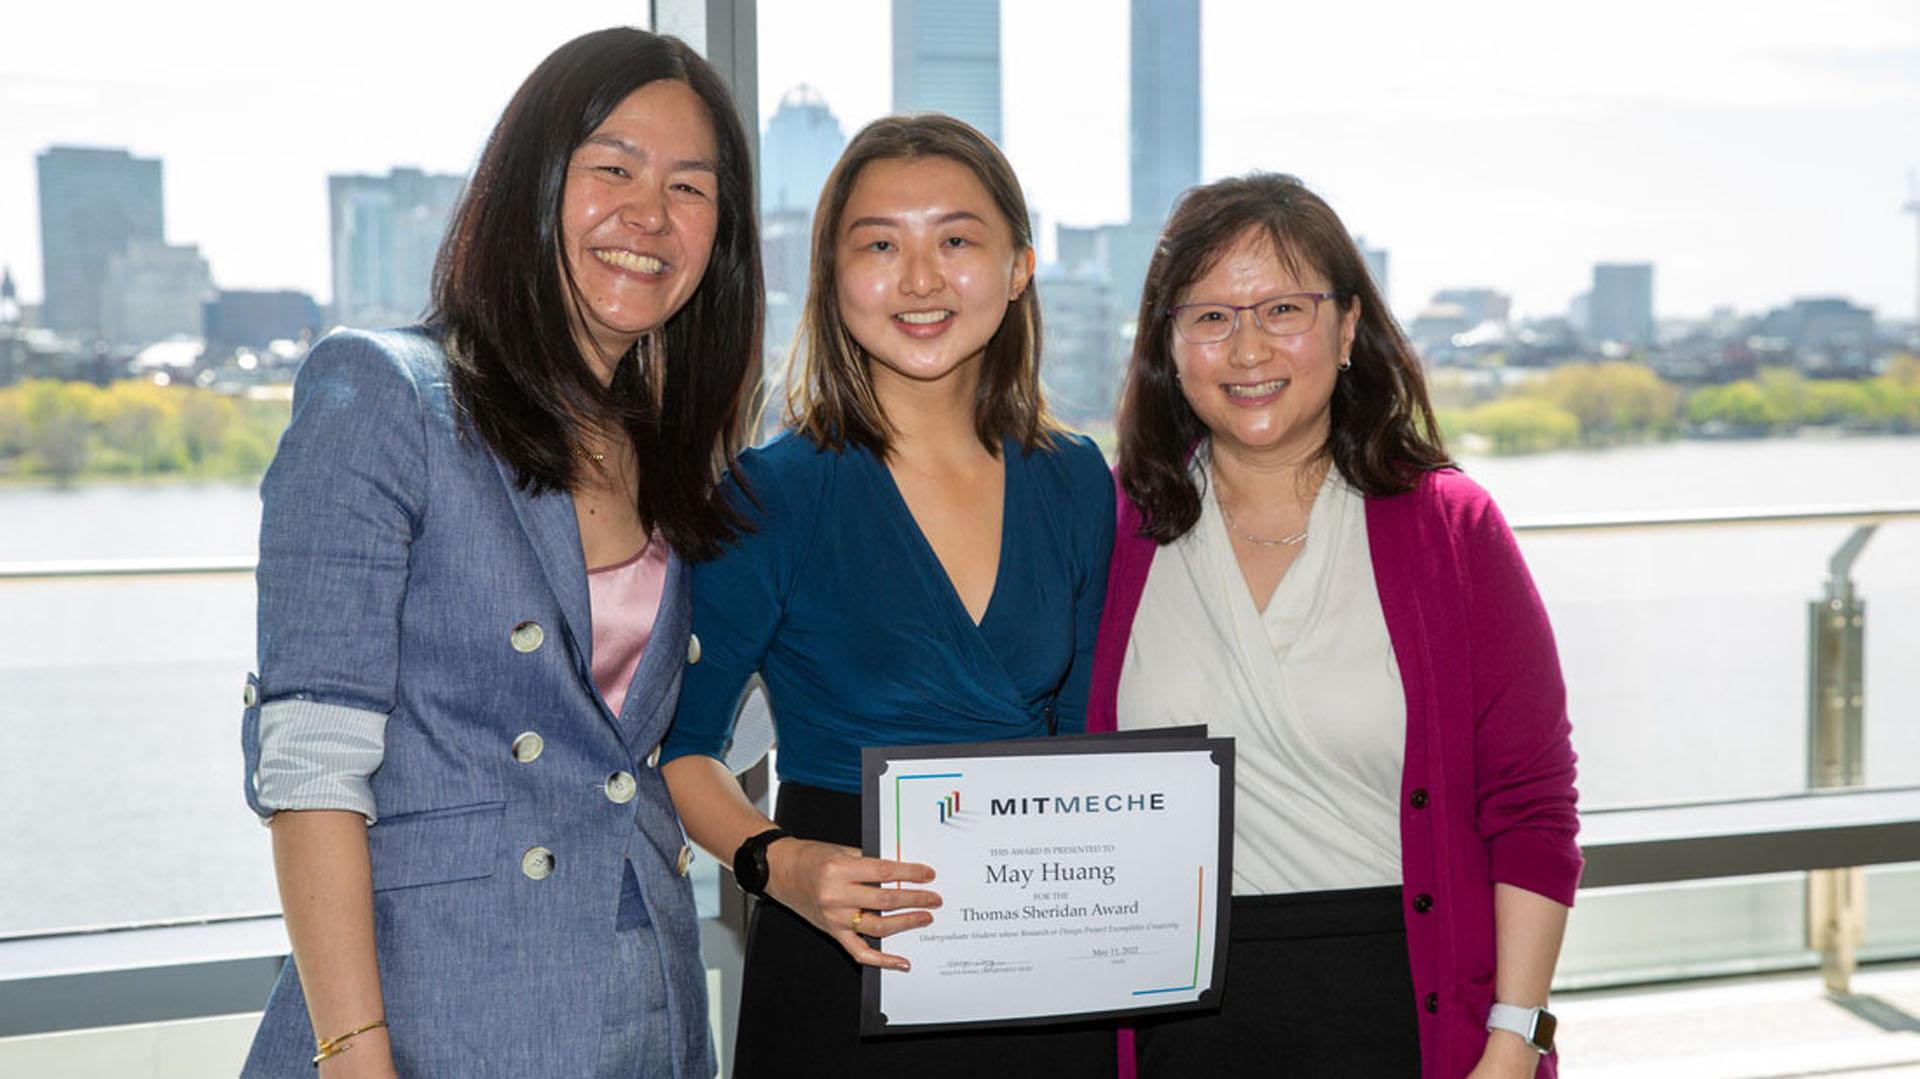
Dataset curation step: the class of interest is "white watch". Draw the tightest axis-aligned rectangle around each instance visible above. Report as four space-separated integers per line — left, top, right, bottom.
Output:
1486 1002 1556 1053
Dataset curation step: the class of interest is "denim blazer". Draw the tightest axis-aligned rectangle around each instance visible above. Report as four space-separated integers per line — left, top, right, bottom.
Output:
239 327 713 1077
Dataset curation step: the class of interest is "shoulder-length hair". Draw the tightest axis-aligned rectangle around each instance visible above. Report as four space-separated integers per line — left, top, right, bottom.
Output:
782 113 1057 458
1117 172 1449 544
430 27 762 561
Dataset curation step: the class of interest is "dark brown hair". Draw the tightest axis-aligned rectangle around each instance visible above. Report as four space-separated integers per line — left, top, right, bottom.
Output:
430 28 763 561
1117 173 1449 543
782 113 1057 457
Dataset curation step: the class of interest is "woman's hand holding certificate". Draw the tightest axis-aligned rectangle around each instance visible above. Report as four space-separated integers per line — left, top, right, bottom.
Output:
767 839 941 972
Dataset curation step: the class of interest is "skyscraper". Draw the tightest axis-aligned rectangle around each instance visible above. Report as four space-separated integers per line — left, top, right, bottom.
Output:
1084 0 1204 319
328 167 465 328
1590 263 1655 347
760 86 849 365
1039 267 1124 423
762 85 846 217
1130 0 1201 231
102 239 214 347
37 146 165 341
891 0 1002 143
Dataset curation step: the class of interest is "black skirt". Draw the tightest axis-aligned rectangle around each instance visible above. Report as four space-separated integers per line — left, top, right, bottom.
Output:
730 782 1119 1078
1133 886 1423 1077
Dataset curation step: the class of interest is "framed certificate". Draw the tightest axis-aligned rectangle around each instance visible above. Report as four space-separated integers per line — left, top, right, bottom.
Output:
859 731 1233 1035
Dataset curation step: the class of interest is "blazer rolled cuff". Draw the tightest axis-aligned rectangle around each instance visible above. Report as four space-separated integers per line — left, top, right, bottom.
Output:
1488 826 1584 908
254 698 388 824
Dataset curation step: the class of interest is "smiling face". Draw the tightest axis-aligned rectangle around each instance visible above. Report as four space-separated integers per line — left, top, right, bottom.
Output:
1171 226 1358 467
833 155 1034 391
560 79 720 366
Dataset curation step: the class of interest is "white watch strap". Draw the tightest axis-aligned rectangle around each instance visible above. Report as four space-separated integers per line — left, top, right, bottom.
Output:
1486 1003 1547 1052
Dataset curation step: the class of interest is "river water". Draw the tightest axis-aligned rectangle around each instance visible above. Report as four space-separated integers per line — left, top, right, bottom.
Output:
3 434 1918 982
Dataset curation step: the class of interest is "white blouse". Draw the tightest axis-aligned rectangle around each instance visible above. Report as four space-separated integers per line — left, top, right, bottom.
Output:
1117 454 1405 896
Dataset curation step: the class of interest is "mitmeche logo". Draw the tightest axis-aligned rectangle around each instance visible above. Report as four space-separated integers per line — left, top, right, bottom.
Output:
935 790 961 824
988 791 1167 815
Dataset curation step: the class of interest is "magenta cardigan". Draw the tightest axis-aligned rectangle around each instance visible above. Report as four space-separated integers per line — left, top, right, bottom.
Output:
1088 468 1581 1079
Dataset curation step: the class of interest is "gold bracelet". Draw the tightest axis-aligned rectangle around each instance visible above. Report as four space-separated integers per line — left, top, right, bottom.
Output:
312 1018 388 1067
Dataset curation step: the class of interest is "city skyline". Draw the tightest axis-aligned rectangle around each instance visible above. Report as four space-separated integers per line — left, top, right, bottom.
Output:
3 0 1915 323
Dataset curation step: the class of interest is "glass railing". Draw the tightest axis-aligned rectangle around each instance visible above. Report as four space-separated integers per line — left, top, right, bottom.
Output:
1508 504 1920 988
4 504 1919 1070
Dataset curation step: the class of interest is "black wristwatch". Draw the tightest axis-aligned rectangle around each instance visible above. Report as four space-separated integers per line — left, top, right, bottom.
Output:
731 828 792 898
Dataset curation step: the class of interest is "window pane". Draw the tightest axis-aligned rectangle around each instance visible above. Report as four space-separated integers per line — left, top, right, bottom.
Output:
752 0 1920 997
0 5 655 936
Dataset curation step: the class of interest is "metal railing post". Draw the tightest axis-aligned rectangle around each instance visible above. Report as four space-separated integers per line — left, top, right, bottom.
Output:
1807 524 1875 995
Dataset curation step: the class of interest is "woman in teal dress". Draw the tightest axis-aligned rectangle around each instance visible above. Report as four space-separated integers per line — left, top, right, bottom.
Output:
660 114 1115 1076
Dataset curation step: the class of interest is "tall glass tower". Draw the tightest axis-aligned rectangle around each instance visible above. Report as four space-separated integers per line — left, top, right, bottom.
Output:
760 86 849 363
891 0 1002 143
1130 0 1202 231
1591 262 1656 347
327 167 464 328
761 84 847 216
37 146 165 340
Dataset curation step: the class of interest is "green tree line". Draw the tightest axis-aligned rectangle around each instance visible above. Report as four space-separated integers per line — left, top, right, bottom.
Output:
5 357 1920 481
1436 357 1920 455
0 379 291 483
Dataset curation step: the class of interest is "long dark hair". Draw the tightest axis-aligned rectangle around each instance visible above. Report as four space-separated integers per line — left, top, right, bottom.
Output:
1117 173 1448 544
782 113 1057 458
431 28 762 561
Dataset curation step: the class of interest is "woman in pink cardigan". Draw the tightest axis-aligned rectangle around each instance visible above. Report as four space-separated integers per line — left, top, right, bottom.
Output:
1089 173 1580 1079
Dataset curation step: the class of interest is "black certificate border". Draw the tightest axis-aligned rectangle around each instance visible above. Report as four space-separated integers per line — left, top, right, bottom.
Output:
857 731 1235 1037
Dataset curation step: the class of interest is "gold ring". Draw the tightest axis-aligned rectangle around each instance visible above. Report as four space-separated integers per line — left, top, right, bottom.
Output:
851 910 865 932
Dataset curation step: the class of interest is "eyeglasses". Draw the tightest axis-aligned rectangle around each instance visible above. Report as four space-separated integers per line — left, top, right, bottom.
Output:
1168 291 1340 345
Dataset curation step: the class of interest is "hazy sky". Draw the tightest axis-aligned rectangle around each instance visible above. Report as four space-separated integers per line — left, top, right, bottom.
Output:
4 0 1916 322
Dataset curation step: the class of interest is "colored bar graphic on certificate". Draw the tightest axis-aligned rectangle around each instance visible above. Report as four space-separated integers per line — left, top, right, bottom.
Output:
1130 866 1206 996
893 771 964 862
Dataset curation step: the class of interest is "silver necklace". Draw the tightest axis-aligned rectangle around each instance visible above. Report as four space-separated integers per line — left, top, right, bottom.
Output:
1217 494 1308 547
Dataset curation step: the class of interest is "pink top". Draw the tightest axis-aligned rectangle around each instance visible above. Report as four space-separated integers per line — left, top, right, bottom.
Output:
1090 468 1581 1079
588 537 671 714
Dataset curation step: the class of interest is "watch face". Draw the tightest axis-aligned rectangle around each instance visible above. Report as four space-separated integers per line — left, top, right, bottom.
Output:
1532 1010 1557 1051
735 830 784 896
733 842 763 893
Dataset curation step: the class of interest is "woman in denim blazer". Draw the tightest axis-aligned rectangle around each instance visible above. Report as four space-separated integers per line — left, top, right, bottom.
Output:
238 30 761 1078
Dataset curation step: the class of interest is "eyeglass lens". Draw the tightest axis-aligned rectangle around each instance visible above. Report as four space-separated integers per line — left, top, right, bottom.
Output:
1175 294 1321 343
